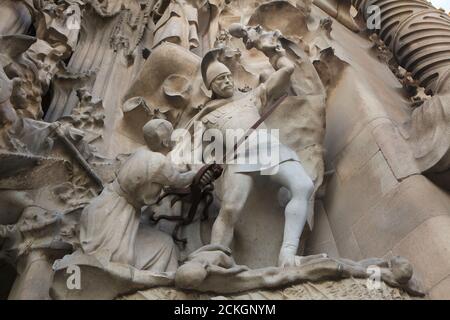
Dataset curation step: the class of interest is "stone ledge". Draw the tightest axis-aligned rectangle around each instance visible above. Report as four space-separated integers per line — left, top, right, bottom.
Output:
119 278 418 300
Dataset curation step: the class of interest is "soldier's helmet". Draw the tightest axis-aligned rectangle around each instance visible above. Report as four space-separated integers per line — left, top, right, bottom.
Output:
201 48 231 90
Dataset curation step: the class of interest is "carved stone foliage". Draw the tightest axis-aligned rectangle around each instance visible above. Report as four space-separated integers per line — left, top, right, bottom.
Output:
0 0 114 299
60 88 105 143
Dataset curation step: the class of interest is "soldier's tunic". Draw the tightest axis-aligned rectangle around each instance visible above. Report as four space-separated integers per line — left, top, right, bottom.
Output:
194 84 300 174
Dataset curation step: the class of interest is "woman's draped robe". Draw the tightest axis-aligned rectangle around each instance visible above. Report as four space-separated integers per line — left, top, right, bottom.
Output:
79 149 179 272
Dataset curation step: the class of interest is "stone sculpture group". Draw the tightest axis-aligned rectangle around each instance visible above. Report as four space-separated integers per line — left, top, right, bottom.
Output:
1 0 449 300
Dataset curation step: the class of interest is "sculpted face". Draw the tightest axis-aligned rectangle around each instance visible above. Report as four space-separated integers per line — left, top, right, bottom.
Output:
210 72 234 99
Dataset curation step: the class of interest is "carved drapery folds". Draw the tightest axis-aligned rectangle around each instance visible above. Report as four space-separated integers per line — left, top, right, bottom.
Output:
0 0 33 36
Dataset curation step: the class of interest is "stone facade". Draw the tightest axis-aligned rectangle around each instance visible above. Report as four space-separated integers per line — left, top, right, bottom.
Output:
0 0 448 300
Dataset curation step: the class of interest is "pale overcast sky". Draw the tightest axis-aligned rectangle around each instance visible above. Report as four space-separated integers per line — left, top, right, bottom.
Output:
430 0 450 11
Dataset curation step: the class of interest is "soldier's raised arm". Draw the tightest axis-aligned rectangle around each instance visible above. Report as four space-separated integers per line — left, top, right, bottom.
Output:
264 53 295 100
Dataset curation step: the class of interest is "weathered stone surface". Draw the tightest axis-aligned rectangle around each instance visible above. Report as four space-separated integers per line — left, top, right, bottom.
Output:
325 151 399 247
353 176 450 258
335 230 363 261
392 215 450 293
305 201 339 258
429 275 450 300
334 126 380 182
371 121 420 180
1 0 449 300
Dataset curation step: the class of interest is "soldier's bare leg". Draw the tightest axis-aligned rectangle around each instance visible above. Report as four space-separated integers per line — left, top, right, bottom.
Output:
210 168 253 248
269 161 314 267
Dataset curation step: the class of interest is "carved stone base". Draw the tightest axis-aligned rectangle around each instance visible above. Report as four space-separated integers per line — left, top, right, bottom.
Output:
119 279 418 300
50 248 424 300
